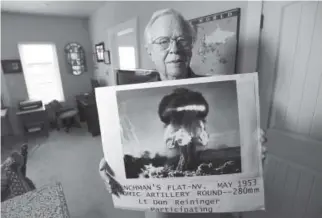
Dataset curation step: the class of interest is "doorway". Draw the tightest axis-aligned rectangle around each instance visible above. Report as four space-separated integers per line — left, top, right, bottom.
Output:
107 17 140 85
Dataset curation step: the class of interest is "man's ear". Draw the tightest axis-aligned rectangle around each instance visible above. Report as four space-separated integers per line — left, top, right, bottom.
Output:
145 44 152 56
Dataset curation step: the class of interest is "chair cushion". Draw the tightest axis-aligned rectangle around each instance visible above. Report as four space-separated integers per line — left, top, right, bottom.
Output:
58 110 78 119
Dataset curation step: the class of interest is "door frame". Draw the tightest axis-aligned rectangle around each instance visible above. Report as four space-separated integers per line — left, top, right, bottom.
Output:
107 17 140 85
258 1 301 129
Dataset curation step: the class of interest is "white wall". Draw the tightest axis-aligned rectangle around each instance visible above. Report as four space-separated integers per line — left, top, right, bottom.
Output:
1 12 94 135
89 1 262 86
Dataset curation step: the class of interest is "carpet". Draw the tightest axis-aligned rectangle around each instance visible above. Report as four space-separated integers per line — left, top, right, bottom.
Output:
24 128 144 218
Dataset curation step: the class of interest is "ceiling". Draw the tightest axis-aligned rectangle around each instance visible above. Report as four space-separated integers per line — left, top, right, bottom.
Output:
1 1 106 18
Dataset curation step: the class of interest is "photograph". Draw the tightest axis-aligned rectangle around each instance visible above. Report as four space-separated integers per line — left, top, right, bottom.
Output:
1 59 23 74
116 80 241 179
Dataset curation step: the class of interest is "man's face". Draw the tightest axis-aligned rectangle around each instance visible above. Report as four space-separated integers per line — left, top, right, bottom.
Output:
147 15 193 80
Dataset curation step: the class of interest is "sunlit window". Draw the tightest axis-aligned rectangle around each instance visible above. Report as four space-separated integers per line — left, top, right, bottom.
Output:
18 43 64 104
118 46 136 70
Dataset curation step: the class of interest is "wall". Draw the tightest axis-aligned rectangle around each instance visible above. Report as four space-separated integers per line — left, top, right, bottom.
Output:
1 70 14 136
1 12 94 135
89 1 262 86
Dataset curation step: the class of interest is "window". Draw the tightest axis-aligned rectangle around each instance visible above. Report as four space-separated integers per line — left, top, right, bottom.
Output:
18 43 64 104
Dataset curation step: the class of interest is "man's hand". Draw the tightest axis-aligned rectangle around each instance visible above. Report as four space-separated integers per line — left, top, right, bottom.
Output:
99 158 124 197
259 129 268 162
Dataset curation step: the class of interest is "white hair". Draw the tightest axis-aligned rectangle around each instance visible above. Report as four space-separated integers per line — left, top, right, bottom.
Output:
144 8 197 47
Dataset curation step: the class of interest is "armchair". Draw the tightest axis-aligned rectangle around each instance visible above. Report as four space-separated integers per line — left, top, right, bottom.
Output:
45 100 81 132
1 144 36 202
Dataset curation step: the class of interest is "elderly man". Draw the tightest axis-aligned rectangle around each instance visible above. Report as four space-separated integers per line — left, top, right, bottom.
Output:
144 8 199 80
99 8 266 218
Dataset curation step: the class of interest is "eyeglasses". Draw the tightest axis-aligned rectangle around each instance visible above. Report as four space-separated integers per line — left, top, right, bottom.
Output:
152 37 192 50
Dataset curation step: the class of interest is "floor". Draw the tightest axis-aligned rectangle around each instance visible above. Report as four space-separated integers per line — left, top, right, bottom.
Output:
2 127 144 218
1 134 47 162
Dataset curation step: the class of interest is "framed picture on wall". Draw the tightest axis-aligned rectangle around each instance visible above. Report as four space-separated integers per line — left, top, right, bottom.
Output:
95 42 105 62
1 59 23 74
104 50 111 65
189 8 241 76
95 42 111 65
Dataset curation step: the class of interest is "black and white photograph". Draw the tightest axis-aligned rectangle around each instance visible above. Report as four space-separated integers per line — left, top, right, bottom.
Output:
117 80 241 179
2 0 322 216
97 73 264 212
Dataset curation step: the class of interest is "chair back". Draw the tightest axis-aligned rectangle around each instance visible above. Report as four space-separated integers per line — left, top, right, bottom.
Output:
45 100 62 123
116 69 159 85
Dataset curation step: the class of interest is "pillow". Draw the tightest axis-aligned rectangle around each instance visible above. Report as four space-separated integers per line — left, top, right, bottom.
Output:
1 152 35 202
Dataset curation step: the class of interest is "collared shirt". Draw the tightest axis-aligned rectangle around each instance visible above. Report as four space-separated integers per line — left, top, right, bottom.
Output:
155 68 202 81
116 68 202 85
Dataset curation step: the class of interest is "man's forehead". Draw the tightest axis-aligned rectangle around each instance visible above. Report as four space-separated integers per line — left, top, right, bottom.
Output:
149 14 189 39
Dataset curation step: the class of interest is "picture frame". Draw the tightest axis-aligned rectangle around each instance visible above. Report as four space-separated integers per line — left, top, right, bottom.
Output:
104 50 111 65
95 42 105 63
96 73 265 212
95 42 111 65
189 8 241 76
64 42 87 76
1 59 23 74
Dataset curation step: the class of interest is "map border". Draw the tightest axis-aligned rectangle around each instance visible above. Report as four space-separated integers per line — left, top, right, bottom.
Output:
189 8 241 75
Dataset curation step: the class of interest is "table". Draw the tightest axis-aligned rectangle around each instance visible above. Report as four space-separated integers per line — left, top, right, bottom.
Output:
1 182 70 218
16 107 49 138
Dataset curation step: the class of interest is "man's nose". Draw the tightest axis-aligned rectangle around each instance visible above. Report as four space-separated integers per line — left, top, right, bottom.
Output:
168 40 179 54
